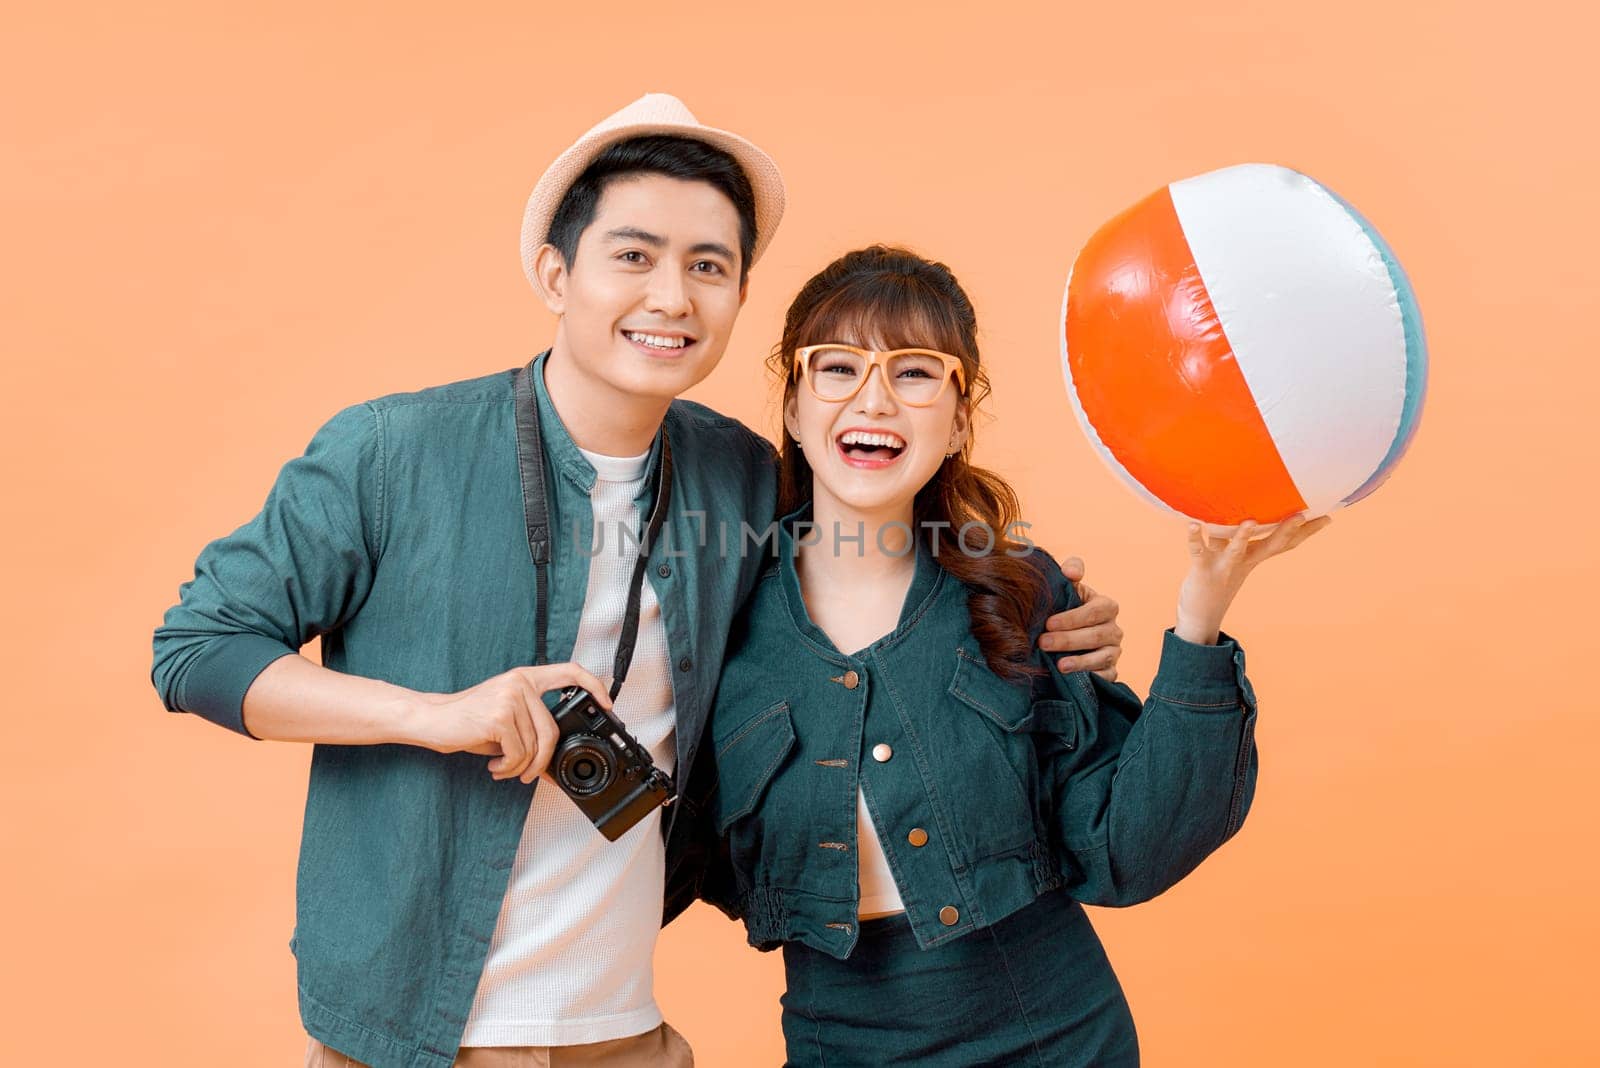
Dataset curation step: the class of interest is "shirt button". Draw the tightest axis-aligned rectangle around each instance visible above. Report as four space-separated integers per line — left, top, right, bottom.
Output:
907 828 928 847
871 743 893 763
840 669 860 689
677 656 693 672
657 563 672 578
939 906 960 926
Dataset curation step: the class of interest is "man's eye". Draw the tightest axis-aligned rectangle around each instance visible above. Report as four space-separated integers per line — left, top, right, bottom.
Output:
691 260 724 274
619 250 647 263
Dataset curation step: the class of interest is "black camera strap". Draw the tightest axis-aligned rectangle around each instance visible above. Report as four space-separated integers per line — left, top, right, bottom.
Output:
514 358 674 701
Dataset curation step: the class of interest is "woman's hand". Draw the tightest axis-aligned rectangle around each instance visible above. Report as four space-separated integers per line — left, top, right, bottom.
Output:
1174 513 1332 645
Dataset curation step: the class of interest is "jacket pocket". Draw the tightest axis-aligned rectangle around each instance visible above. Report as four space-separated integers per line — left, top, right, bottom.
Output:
948 647 1034 731
712 700 796 833
1027 698 1079 751
941 648 1039 861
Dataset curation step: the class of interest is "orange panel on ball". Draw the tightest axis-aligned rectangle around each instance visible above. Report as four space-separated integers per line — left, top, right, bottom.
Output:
1065 187 1307 524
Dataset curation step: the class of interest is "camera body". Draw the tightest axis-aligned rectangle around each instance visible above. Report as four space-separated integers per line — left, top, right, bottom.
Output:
547 685 676 841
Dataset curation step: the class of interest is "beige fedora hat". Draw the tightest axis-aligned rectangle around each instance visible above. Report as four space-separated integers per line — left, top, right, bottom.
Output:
520 92 786 288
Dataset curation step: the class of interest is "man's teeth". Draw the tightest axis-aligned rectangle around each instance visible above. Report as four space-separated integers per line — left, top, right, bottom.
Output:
624 331 690 349
840 430 905 449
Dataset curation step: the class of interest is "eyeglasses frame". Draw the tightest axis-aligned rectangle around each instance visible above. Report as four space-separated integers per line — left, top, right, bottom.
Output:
792 343 968 408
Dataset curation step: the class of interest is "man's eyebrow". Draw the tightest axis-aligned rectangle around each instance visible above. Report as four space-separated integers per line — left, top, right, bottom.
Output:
602 229 735 263
603 227 665 247
688 242 736 261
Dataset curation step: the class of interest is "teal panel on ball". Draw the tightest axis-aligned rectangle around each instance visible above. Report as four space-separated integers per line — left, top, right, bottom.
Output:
1326 186 1428 505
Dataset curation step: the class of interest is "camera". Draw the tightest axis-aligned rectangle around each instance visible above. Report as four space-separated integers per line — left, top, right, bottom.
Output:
547 685 676 841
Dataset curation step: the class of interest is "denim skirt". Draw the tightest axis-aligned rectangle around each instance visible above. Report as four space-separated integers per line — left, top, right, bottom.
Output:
778 888 1139 1067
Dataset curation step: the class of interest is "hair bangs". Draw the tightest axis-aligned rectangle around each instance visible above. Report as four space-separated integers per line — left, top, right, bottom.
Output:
795 272 973 359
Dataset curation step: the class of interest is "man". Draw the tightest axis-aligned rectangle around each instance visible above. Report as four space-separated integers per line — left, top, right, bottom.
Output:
151 94 1125 1068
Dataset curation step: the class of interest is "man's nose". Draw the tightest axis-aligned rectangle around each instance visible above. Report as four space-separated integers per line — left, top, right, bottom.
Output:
643 267 691 318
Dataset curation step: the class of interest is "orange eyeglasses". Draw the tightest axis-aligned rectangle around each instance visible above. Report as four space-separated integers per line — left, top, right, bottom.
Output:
793 344 967 407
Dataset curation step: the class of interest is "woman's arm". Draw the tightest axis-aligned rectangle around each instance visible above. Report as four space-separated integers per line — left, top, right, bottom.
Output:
1036 514 1328 906
1039 626 1259 907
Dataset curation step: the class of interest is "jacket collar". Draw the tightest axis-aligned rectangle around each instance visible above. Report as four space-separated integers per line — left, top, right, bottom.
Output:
775 501 947 661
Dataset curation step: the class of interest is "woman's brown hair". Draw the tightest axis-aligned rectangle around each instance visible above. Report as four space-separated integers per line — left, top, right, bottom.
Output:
768 245 1052 680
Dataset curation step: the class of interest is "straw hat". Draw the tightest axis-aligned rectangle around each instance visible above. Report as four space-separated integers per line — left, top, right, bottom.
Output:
520 93 786 288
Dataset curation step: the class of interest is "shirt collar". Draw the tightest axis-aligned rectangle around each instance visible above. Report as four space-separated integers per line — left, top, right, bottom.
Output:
530 349 665 507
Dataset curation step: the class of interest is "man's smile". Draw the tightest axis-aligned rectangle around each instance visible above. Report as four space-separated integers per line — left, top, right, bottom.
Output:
621 329 697 357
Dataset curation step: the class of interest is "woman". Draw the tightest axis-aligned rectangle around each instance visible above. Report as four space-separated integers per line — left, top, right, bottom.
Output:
702 246 1327 1066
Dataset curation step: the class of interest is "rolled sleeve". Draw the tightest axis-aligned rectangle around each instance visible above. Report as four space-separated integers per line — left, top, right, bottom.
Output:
151 402 386 737
168 632 298 737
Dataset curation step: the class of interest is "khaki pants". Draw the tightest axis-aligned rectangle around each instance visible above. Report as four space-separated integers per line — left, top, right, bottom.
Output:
304 1022 693 1067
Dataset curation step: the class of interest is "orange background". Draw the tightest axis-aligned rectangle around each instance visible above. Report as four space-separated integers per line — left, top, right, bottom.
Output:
5 2 1597 1064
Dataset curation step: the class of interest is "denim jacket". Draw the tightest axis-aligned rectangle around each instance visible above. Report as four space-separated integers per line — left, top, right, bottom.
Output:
704 510 1260 961
150 352 777 1068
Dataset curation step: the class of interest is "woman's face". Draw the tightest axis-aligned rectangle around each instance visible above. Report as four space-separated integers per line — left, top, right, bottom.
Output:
784 333 969 520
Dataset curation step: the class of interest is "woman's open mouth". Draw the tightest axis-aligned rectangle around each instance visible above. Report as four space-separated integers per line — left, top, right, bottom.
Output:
622 329 697 359
836 428 906 469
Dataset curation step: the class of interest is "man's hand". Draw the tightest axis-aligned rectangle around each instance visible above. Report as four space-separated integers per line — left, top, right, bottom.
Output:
411 662 612 783
1037 555 1124 682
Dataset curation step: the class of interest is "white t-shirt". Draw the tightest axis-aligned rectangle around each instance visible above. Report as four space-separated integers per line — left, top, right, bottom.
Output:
856 789 907 918
462 445 677 1047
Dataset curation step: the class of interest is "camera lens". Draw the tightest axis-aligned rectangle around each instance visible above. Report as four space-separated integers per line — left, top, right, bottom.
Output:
555 738 614 797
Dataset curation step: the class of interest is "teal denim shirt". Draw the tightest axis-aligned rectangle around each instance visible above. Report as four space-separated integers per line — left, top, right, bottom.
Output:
705 511 1260 961
150 353 777 1068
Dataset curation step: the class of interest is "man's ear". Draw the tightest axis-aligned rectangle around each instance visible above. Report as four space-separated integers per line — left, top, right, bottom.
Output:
738 276 750 308
531 243 569 316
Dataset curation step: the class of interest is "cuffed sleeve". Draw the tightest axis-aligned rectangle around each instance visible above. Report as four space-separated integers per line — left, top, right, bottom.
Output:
150 402 386 736
167 631 300 737
1148 627 1256 709
1030 555 1259 907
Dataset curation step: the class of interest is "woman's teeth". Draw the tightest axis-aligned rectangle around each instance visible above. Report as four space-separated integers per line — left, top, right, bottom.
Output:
624 331 690 350
838 429 906 463
839 430 906 450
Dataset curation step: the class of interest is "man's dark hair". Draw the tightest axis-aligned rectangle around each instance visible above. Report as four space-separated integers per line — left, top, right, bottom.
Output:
545 135 758 283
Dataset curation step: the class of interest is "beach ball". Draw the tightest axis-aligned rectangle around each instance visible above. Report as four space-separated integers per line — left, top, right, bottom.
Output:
1060 163 1426 531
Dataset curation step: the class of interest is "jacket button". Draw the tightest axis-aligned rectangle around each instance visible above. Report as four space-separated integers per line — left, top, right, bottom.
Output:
840 669 860 689
678 656 693 672
657 563 672 578
939 906 960 926
907 828 928 847
871 743 893 762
